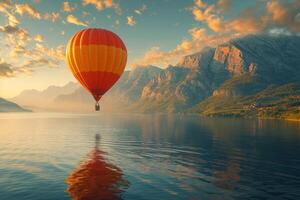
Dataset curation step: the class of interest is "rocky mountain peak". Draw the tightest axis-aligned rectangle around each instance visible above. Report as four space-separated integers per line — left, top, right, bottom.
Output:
177 47 214 70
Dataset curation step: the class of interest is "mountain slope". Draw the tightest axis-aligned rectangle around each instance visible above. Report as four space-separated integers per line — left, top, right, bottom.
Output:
52 66 162 112
11 81 79 110
189 82 300 120
0 98 30 112
187 35 300 119
130 35 300 115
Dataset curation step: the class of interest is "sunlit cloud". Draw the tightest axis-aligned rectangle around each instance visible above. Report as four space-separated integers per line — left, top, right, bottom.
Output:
194 0 206 8
0 58 14 77
0 24 18 33
15 3 41 19
134 4 147 15
0 0 68 79
34 34 44 43
0 24 31 47
5 42 65 77
82 0 121 14
34 43 65 60
82 11 89 18
132 0 300 68
44 12 60 22
21 57 60 69
266 0 300 32
127 16 136 26
66 14 88 26
63 1 75 12
189 27 206 40
0 1 19 27
217 0 231 13
0 0 12 12
9 45 29 58
192 3 224 32
7 13 19 26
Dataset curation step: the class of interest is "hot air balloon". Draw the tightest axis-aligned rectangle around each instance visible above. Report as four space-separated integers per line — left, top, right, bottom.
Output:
66 28 127 111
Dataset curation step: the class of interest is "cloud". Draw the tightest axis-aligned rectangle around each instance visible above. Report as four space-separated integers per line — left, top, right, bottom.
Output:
66 14 88 26
132 0 300 68
44 12 60 22
7 13 19 26
0 58 14 77
82 11 89 18
217 0 231 12
82 0 121 14
0 1 19 27
267 0 288 23
195 0 206 8
21 58 60 69
189 27 206 40
6 43 66 76
192 0 300 34
127 16 136 26
34 34 44 42
192 4 224 32
15 3 41 19
34 43 65 61
63 1 75 12
0 0 12 12
131 31 238 68
0 1 66 78
266 0 300 32
9 45 29 57
228 9 264 34
0 24 30 47
0 24 19 34
134 4 147 15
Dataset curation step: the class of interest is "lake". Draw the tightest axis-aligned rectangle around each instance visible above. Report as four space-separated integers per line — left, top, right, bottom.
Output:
0 113 299 200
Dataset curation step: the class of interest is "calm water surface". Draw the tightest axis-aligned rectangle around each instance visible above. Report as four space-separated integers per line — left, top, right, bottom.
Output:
0 113 300 200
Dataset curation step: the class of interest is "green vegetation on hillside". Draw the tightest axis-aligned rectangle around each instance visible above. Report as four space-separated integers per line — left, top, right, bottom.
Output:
189 82 300 120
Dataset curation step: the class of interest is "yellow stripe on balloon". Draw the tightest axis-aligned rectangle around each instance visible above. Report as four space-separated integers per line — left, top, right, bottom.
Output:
66 36 90 91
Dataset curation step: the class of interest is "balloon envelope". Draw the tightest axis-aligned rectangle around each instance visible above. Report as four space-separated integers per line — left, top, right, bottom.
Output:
66 28 127 101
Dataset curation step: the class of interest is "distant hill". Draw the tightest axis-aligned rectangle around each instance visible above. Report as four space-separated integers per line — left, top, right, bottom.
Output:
11 81 79 111
0 98 30 112
13 35 300 119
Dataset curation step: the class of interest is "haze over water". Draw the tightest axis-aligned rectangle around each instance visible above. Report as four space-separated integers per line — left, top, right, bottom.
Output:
0 113 300 200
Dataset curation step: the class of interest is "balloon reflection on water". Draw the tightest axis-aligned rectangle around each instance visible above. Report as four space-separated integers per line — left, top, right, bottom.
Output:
66 134 130 200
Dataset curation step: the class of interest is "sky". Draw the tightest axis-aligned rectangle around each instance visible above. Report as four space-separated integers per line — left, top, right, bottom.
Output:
0 0 299 98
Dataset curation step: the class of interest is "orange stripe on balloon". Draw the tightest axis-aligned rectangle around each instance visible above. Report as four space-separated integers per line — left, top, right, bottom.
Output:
66 34 90 91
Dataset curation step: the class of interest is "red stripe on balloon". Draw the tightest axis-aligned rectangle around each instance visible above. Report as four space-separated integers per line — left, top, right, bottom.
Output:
73 29 126 51
76 71 120 101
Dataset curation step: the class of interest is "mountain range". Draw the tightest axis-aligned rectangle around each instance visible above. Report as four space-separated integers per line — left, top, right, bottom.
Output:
11 82 79 111
11 35 300 119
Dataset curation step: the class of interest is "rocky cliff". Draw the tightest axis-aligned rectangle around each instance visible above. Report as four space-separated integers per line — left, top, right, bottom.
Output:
130 35 300 114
